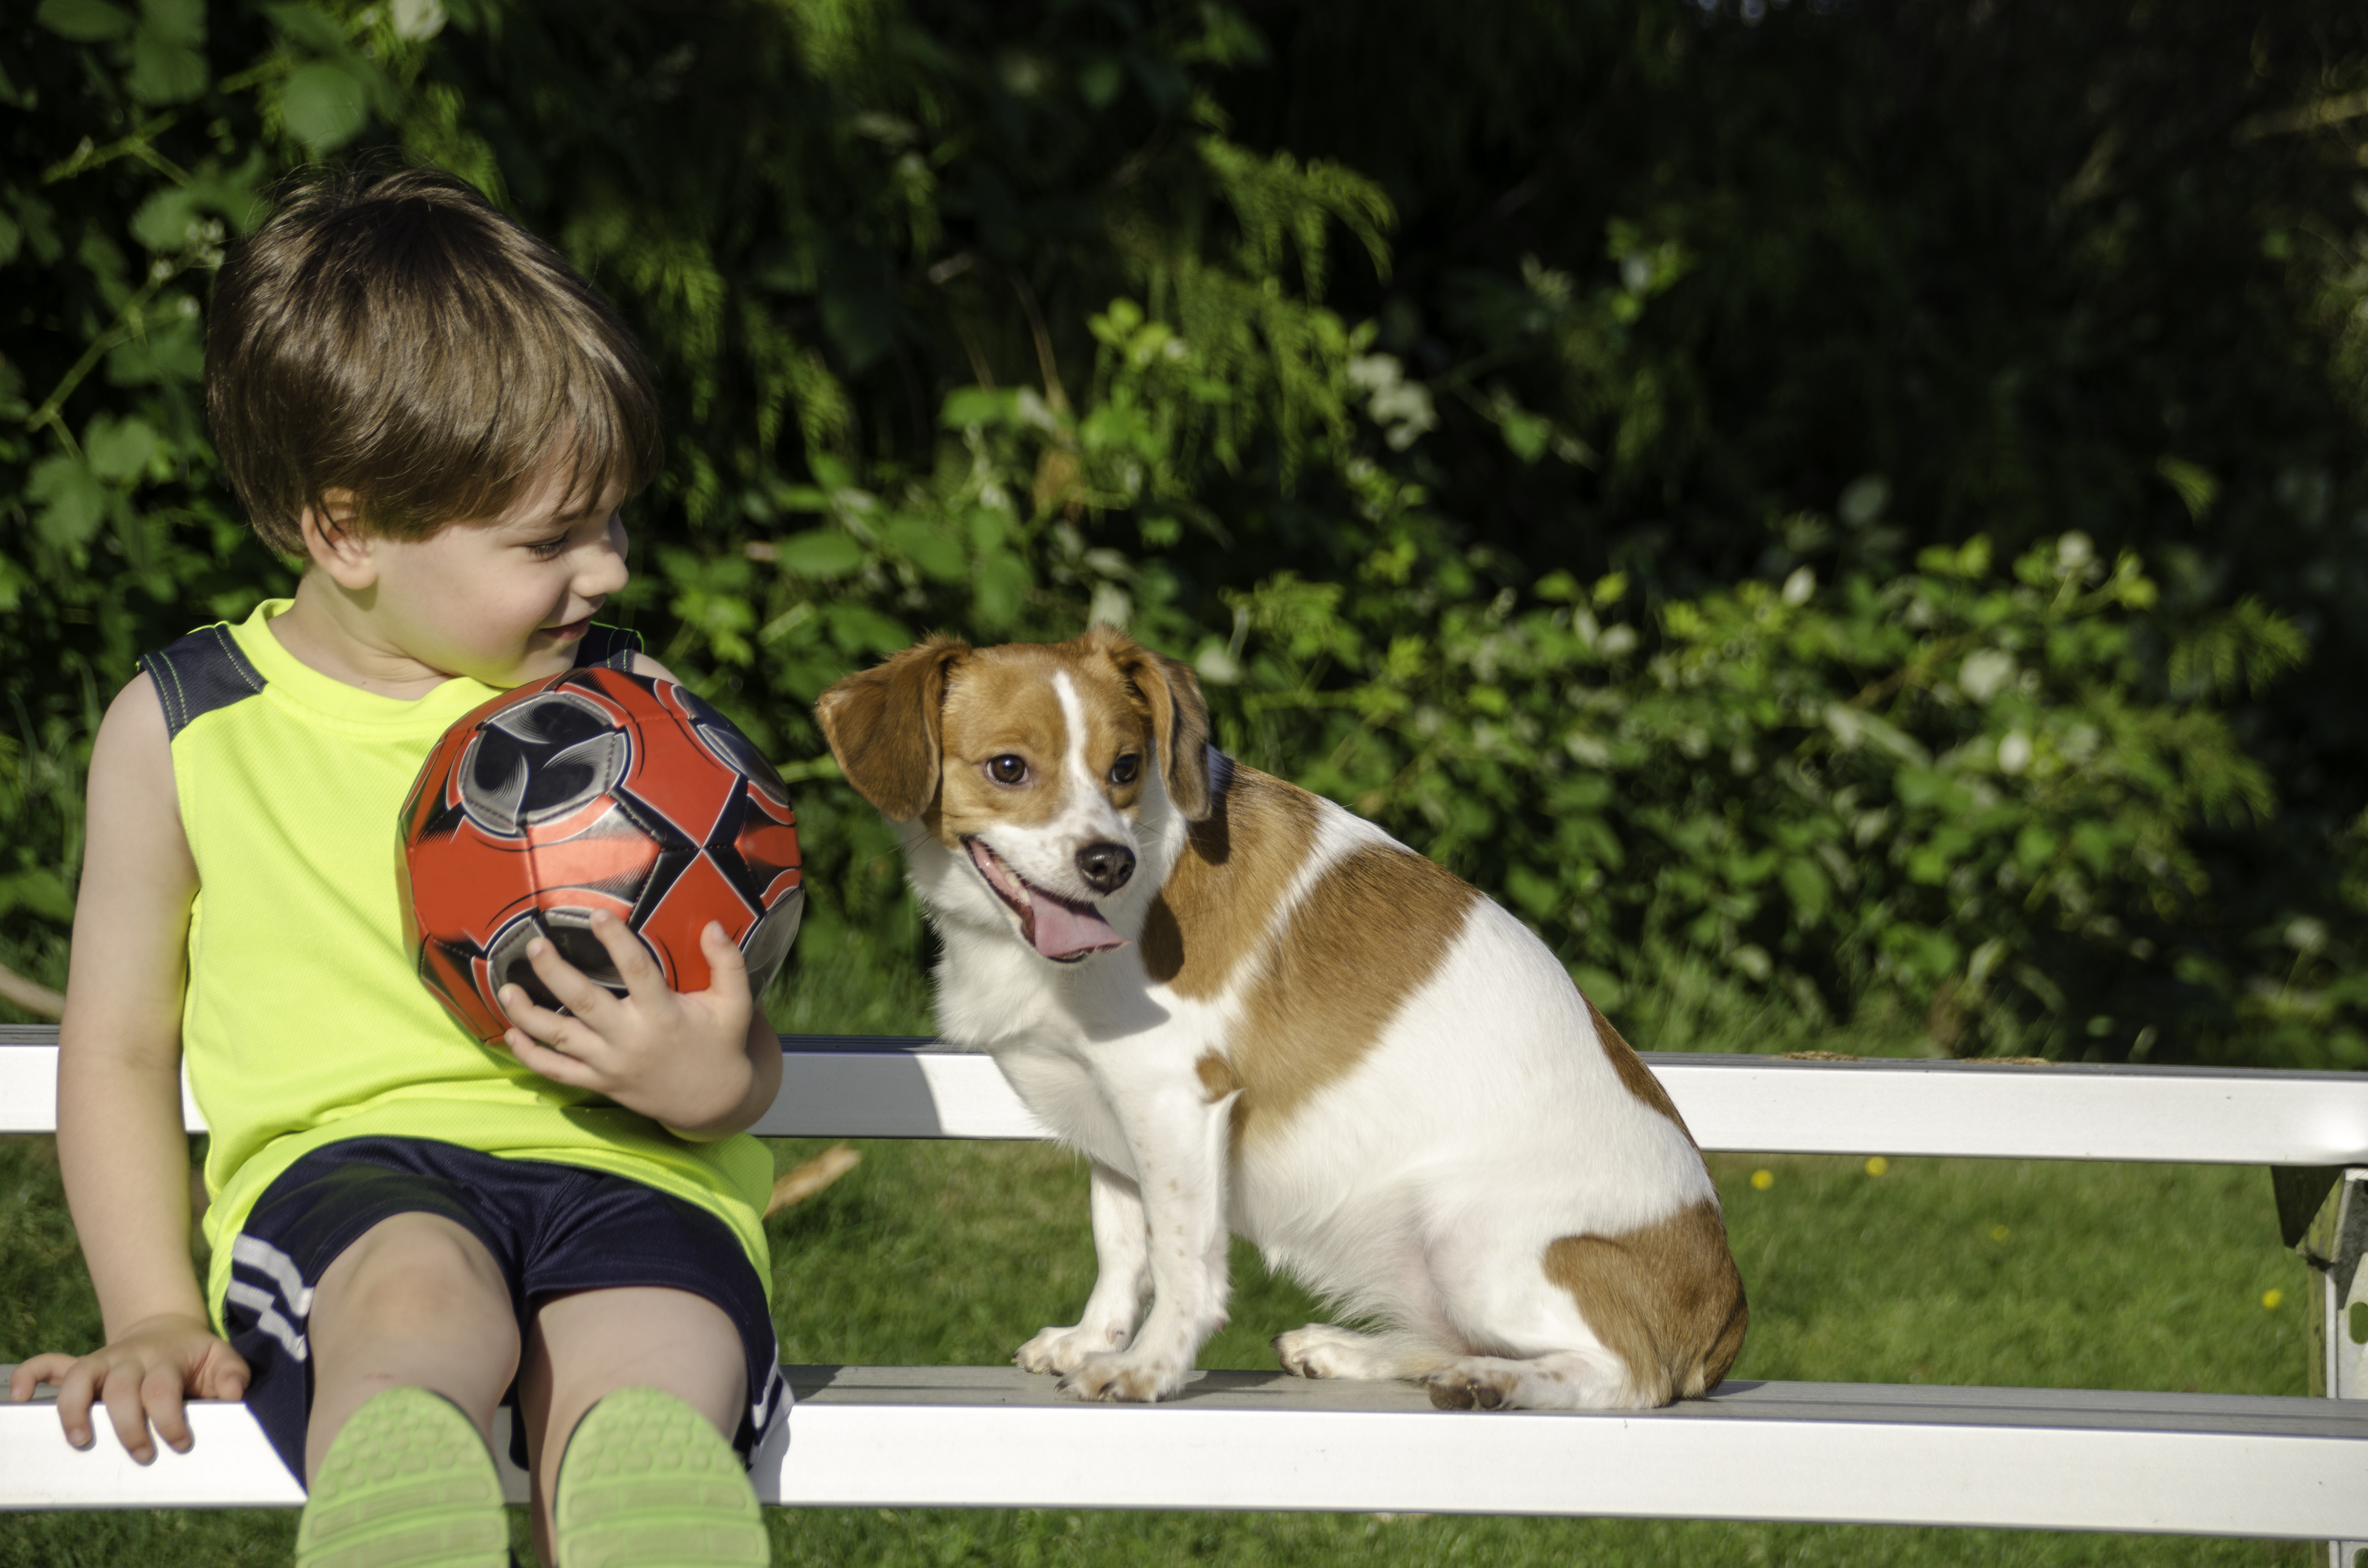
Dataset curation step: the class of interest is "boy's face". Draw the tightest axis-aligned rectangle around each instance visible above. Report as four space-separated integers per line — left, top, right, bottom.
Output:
352 457 631 689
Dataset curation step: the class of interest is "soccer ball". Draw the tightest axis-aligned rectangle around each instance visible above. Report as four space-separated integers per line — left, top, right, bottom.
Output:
400 666 804 1043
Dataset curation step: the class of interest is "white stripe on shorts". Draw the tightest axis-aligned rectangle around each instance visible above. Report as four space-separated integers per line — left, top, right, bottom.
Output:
230 1234 317 1317
224 1280 309 1363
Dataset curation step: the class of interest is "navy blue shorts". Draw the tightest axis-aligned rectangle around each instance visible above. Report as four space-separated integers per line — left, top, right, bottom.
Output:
221 1136 786 1483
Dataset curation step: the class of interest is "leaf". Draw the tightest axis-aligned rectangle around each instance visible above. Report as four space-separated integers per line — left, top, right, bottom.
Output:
84 414 161 480
390 0 446 41
1779 857 1830 924
261 2 349 52
773 530 867 578
130 186 199 252
106 315 204 385
973 551 1032 629
0 868 77 923
26 455 106 551
2156 455 2218 521
941 387 1020 428
881 516 967 582
36 0 133 42
280 62 370 151
126 33 208 104
823 602 913 658
139 0 205 45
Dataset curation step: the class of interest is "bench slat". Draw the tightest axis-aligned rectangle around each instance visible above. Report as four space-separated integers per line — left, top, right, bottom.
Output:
8 1365 2366 1536
7 1031 2366 1164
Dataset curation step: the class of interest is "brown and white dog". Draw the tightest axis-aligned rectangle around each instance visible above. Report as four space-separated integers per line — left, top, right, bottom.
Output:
815 626 1747 1409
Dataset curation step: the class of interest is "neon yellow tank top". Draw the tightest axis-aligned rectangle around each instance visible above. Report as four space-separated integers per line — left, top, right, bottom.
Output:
145 601 773 1327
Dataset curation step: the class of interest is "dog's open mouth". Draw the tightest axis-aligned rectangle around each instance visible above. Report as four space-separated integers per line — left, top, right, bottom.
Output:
964 838 1129 962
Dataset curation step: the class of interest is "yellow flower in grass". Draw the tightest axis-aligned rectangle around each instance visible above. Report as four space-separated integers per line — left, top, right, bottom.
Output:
1750 1169 1775 1191
1864 1156 1889 1176
1989 1224 2011 1242
2262 1289 2284 1310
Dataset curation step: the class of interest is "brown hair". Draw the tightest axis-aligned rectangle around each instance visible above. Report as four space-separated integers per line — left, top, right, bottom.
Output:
207 166 661 554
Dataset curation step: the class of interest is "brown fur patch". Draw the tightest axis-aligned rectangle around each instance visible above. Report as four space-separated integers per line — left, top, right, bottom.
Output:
1219 827 1480 1141
1584 997 1695 1141
814 637 969 822
1139 766 1322 997
1544 1200 1750 1405
931 647 1093 842
1195 1051 1242 1103
1087 625 1212 820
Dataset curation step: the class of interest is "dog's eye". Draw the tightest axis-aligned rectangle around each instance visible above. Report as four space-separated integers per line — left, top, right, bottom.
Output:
987 755 1029 785
1108 754 1141 786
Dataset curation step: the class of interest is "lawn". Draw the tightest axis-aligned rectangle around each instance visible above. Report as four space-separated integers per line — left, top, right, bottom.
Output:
0 950 2325 1565
0 1116 2318 1566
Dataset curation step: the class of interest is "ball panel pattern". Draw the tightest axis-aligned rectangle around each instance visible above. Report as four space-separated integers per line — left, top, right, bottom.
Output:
399 667 803 1043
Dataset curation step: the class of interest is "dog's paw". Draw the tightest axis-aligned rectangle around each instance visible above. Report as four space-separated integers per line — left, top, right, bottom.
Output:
1056 1351 1185 1403
1272 1324 1365 1380
1425 1362 1517 1411
1014 1323 1127 1376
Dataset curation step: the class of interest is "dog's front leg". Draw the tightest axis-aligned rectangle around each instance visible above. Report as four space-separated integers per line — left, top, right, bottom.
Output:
1015 1158 1150 1374
1056 1085 1234 1403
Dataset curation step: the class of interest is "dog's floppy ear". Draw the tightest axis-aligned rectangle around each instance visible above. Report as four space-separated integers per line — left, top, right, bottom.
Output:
1095 626 1214 821
815 637 970 821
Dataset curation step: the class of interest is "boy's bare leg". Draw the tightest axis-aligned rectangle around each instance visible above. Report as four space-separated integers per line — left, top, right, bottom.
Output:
518 1286 749 1564
304 1213 523 1482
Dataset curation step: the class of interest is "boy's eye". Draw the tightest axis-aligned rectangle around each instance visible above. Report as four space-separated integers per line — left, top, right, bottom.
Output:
1108 755 1140 785
526 536 570 559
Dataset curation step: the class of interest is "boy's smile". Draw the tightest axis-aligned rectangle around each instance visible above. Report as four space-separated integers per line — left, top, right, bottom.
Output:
273 457 632 700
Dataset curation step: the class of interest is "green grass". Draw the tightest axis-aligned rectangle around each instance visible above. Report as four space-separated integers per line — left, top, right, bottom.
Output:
0 943 2326 1565
0 1130 2318 1567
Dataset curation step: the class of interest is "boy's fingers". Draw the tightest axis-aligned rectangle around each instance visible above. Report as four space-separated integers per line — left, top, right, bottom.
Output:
8 1352 75 1402
98 1363 157 1462
697 920 751 1000
518 937 619 1023
496 980 567 1041
502 1024 598 1084
589 909 666 997
54 1362 99 1447
197 1341 252 1405
145 1366 193 1453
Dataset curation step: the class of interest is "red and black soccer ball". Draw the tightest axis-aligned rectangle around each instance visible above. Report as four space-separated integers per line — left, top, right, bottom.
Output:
400 667 804 1043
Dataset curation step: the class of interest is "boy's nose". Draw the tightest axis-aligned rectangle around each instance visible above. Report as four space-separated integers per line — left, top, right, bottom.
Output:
578 522 630 597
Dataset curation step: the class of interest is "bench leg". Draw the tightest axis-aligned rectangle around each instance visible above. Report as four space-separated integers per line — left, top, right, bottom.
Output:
2294 1167 2366 1568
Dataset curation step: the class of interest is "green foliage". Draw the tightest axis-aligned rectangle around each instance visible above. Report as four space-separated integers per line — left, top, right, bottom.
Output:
2 0 2364 1068
1208 527 2322 1062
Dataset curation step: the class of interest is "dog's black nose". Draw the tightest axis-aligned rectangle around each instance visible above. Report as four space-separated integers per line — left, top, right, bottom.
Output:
1076 842 1135 894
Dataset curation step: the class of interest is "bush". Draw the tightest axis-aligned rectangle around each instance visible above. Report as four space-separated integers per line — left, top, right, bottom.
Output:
4 0 2362 1066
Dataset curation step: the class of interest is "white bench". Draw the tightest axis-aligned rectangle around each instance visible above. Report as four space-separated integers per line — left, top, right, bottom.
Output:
4 1023 2365 1560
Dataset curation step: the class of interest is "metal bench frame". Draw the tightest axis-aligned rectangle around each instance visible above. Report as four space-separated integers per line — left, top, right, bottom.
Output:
5 1027 2365 1559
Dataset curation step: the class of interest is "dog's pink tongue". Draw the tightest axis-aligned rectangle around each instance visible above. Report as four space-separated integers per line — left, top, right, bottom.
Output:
1032 893 1128 960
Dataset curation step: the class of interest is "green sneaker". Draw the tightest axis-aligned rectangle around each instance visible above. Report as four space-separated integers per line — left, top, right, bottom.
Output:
552 1387 768 1568
295 1385 509 1568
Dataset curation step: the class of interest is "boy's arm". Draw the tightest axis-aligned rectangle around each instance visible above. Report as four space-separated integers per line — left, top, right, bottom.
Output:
4 675 250 1458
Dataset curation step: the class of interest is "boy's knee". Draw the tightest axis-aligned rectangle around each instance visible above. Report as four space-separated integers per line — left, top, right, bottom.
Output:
318 1214 513 1339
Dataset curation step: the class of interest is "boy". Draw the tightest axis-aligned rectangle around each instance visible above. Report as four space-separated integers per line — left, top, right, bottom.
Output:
5 167 784 1568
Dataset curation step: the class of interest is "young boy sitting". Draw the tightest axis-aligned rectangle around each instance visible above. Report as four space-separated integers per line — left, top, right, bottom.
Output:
5 167 786 1568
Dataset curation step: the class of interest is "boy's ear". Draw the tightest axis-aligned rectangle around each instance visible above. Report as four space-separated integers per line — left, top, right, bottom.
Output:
299 490 377 589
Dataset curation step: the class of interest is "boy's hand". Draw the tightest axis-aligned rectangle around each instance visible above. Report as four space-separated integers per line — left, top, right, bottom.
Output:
498 911 774 1138
8 1314 250 1463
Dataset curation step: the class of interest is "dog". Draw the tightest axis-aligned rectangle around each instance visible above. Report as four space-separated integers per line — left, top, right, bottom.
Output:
815 625 1747 1409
